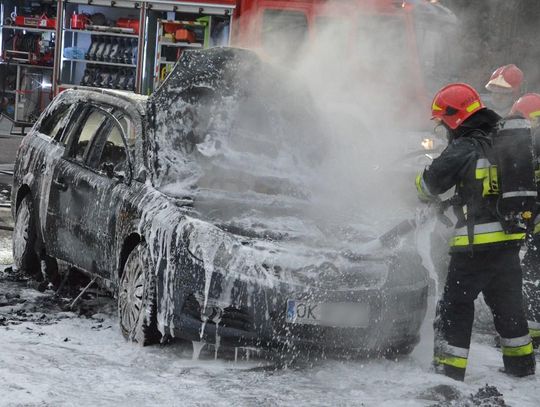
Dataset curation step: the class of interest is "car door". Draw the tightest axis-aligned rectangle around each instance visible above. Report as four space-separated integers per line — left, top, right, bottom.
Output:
85 111 135 276
45 104 133 275
25 100 76 245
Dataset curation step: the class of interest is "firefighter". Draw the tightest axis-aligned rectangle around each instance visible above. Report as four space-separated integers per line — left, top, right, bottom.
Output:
509 93 540 348
485 64 524 117
415 83 535 381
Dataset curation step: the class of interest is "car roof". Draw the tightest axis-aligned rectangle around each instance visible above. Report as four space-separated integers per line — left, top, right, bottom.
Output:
61 87 148 116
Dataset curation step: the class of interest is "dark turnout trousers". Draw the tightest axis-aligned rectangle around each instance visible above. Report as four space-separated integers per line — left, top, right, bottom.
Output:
434 247 535 381
523 234 540 346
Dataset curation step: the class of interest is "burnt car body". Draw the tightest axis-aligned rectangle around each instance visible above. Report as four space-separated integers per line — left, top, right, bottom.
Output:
12 48 428 355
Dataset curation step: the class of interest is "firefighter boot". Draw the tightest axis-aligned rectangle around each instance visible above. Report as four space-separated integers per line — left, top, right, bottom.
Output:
500 335 536 377
433 361 466 381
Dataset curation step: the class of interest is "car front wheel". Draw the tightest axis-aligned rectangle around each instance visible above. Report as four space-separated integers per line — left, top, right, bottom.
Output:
118 243 161 345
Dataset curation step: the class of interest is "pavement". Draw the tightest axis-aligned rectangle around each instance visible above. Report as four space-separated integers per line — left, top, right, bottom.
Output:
0 114 22 204
0 115 22 163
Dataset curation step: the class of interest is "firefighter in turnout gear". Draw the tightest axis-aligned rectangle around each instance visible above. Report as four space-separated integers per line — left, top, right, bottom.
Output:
415 83 536 381
510 93 540 347
485 64 524 117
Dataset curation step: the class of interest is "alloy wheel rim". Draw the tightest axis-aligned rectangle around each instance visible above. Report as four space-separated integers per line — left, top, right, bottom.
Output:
13 204 30 267
119 255 145 334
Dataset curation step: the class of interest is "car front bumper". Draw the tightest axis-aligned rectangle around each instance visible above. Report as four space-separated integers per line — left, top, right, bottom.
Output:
164 276 428 354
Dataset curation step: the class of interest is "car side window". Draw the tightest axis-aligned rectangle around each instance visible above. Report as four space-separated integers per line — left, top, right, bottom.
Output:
69 109 108 163
95 122 129 177
38 105 71 139
117 115 136 148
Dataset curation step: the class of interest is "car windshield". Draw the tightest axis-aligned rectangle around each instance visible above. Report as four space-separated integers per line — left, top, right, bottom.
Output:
147 49 415 241
149 51 325 208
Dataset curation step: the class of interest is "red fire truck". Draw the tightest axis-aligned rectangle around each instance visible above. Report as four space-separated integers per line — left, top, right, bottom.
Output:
231 0 457 127
0 0 456 130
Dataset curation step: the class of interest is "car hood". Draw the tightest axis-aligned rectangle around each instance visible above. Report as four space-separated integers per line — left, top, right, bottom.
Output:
155 186 408 292
174 211 391 292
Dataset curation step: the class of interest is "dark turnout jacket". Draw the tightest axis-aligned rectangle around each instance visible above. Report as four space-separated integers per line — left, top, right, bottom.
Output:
419 109 524 251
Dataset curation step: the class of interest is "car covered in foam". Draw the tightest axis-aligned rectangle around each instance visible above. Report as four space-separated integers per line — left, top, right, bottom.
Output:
12 48 428 356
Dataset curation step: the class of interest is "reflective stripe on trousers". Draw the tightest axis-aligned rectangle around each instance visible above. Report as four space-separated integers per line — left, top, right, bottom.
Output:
434 342 468 369
450 221 525 247
529 321 540 338
500 334 534 357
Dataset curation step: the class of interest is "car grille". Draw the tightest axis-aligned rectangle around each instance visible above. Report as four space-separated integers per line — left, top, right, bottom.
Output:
181 294 253 332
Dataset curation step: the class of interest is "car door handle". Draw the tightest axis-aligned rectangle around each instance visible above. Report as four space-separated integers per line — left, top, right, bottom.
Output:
53 178 68 191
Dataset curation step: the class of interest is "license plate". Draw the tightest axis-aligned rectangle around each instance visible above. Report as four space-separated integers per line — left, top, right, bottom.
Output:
286 300 370 328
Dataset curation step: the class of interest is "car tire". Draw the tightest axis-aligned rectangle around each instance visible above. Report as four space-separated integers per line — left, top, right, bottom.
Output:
118 243 161 346
383 342 416 359
12 195 40 279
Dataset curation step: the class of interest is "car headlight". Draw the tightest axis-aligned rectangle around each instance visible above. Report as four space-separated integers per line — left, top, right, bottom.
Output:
421 138 435 151
385 252 428 288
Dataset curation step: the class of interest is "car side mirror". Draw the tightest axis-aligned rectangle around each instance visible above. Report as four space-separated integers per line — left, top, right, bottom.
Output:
101 162 115 179
136 168 147 182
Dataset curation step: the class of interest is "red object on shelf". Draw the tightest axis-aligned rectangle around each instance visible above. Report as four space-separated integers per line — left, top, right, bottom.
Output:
14 15 39 27
38 15 56 29
175 28 195 43
116 18 140 35
163 22 178 34
14 14 56 29
71 13 90 30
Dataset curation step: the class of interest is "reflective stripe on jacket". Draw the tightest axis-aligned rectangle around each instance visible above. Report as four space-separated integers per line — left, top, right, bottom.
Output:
475 158 499 197
533 215 540 235
451 221 525 247
415 173 436 202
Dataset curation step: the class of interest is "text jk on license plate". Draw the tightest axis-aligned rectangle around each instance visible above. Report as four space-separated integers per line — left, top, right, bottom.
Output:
286 300 370 328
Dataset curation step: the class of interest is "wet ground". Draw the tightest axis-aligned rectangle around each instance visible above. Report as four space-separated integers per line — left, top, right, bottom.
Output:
0 215 539 406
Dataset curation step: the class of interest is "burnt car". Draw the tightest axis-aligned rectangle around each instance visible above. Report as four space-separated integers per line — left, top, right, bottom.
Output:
12 48 428 355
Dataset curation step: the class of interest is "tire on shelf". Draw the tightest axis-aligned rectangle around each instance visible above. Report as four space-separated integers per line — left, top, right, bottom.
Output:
118 242 161 346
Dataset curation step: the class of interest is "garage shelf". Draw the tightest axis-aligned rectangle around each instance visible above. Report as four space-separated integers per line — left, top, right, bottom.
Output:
0 25 56 33
62 58 137 68
0 61 54 69
158 40 202 48
64 28 139 39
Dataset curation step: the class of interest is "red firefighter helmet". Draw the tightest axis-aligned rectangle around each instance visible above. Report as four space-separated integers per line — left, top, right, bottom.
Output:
431 83 485 130
485 64 524 94
510 93 540 121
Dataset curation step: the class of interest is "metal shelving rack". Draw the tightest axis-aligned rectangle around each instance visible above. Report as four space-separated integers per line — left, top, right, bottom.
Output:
0 0 237 129
143 0 235 94
56 0 144 94
0 1 57 133
152 18 207 90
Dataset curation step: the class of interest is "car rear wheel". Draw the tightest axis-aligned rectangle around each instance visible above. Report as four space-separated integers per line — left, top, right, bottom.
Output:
13 195 40 278
118 243 161 345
